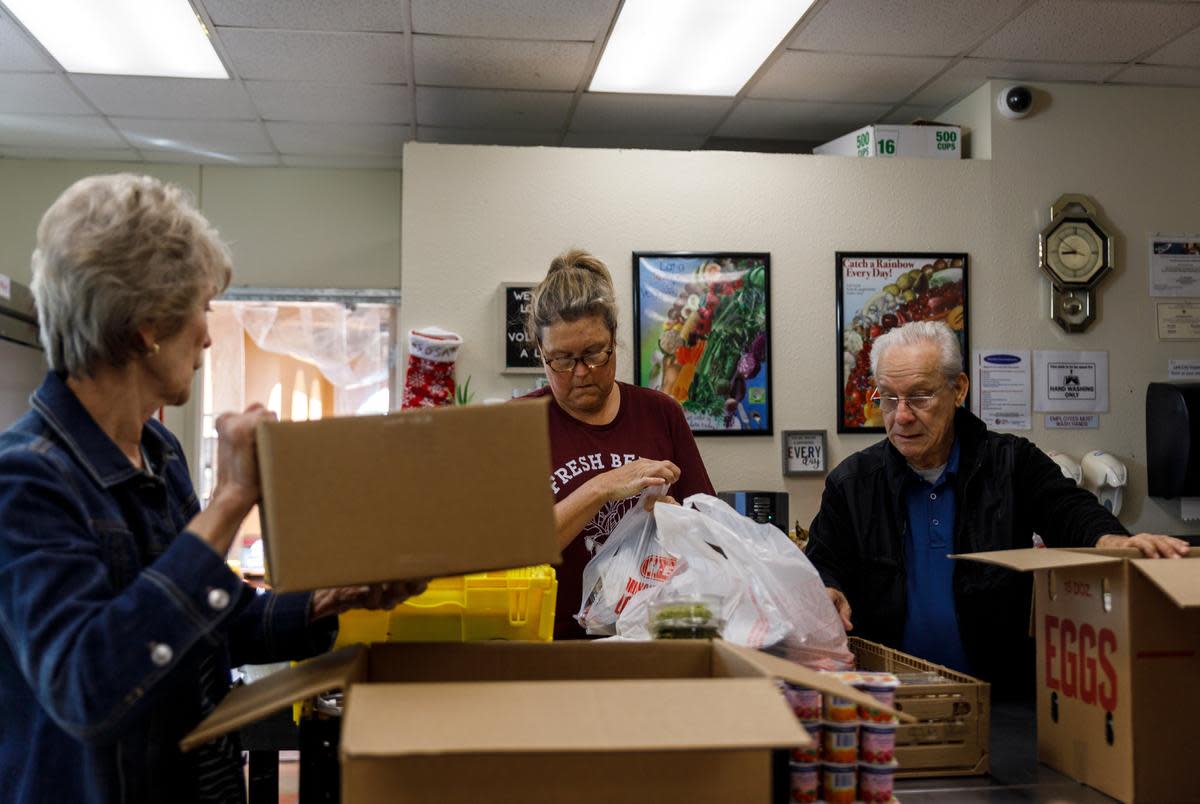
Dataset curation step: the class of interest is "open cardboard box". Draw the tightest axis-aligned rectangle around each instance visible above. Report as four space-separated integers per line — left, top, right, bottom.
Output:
254 399 560 592
183 640 912 804
955 548 1200 803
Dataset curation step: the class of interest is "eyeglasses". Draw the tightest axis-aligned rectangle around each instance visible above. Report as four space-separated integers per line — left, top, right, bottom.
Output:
870 387 945 413
543 347 614 373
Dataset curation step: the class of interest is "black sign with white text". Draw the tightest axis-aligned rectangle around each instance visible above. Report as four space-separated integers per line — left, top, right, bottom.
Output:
504 284 542 371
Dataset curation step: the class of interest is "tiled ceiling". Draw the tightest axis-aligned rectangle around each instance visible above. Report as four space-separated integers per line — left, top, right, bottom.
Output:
0 0 1198 167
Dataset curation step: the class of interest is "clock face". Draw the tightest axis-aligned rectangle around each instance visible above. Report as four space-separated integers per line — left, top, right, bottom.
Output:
1044 217 1108 286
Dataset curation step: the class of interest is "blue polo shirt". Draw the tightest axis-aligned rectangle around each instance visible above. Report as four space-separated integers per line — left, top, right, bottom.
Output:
899 439 971 673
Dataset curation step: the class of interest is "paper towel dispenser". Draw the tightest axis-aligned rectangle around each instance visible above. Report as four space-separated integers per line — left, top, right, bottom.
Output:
1146 382 1200 498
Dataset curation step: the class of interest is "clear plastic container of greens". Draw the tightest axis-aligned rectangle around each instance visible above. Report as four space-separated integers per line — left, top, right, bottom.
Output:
648 594 724 640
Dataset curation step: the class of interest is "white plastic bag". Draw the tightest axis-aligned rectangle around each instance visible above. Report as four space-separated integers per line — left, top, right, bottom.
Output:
631 494 853 669
575 488 676 635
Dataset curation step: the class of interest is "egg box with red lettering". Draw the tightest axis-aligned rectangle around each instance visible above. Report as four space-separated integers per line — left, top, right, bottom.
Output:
955 548 1200 804
181 639 912 804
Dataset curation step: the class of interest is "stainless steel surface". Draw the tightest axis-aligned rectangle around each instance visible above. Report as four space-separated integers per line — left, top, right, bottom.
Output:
895 700 1118 803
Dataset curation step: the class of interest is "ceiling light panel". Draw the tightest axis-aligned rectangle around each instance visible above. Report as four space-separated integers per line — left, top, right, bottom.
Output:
3 0 227 79
590 0 815 96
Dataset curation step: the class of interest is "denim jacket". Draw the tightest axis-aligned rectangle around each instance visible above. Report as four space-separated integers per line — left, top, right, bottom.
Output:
0 373 336 803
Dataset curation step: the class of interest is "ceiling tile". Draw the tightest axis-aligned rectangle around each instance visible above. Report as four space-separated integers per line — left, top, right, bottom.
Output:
1110 64 1200 88
411 0 615 40
72 76 256 119
750 51 949 104
570 93 732 134
266 122 410 156
790 0 1028 56
909 58 1119 107
971 0 1200 63
247 81 411 124
416 87 572 129
0 12 53 71
413 35 591 91
201 0 406 32
0 114 126 148
716 99 890 141
0 146 139 162
114 119 274 155
878 105 947 125
561 131 706 150
216 29 406 83
416 126 560 146
281 154 404 169
142 151 281 167
1143 26 1200 68
0 74 90 115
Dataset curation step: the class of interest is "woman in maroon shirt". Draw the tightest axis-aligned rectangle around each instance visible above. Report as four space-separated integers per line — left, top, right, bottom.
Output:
523 249 714 639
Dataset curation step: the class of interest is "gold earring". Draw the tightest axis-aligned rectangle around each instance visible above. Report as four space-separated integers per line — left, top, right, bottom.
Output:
149 343 160 356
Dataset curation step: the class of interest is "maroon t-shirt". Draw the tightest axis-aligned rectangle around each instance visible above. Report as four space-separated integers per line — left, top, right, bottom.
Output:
523 382 715 639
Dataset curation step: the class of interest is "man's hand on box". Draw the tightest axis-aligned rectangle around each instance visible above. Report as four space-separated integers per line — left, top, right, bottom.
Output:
826 587 853 631
1096 533 1190 558
309 579 430 622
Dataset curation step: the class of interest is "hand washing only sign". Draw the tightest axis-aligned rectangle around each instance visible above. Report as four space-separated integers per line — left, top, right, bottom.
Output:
1034 351 1108 413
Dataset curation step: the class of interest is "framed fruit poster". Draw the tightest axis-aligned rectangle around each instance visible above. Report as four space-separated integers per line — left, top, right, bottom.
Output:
836 252 968 433
633 252 771 436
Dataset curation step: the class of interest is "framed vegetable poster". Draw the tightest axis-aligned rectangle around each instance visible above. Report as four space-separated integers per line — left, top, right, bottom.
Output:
836 252 968 433
633 252 771 436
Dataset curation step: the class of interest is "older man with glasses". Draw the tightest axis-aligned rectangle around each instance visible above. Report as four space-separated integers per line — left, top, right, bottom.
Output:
806 321 1187 693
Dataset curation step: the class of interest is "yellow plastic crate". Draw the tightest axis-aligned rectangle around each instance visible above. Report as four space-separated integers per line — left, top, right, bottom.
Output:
333 565 556 648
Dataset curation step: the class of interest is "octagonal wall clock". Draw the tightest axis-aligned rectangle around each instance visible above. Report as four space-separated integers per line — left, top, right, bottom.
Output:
1038 194 1115 333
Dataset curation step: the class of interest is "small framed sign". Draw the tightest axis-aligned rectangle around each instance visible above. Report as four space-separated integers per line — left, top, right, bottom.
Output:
501 282 543 374
782 430 827 476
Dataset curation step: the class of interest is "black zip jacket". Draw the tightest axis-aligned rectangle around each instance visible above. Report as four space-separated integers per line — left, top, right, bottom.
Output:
806 408 1127 693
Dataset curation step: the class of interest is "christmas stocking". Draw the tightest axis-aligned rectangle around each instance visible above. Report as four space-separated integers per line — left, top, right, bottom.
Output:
402 327 463 409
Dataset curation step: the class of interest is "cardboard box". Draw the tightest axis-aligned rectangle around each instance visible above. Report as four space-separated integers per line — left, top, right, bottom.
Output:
813 124 962 159
956 548 1200 803
850 637 990 778
254 399 560 592
183 640 912 804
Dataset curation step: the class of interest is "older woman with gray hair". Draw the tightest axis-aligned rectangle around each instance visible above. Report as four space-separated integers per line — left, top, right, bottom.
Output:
0 174 423 804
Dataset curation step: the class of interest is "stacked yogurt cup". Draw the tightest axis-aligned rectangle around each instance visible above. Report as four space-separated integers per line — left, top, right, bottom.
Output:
780 671 900 803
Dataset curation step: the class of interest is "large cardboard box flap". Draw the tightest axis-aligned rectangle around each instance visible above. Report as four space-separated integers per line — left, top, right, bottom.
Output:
342 678 804 756
1131 557 1200 607
951 547 1125 572
255 399 559 591
715 642 915 723
181 645 367 751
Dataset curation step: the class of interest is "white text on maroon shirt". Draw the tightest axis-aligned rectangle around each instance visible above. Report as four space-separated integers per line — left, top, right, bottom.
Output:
550 452 638 494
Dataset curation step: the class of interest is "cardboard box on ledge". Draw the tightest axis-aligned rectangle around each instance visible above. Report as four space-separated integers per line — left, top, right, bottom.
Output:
955 548 1200 803
253 399 560 592
183 640 911 804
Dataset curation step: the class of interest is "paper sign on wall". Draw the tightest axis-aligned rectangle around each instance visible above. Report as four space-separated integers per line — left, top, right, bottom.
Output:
971 349 1031 431
1034 351 1108 413
1149 235 1200 297
1169 359 1200 380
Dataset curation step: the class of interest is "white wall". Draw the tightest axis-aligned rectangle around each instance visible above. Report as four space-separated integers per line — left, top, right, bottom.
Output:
401 144 994 533
402 80 1200 536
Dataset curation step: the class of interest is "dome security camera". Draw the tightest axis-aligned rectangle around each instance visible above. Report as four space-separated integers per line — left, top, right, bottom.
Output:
997 85 1034 119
